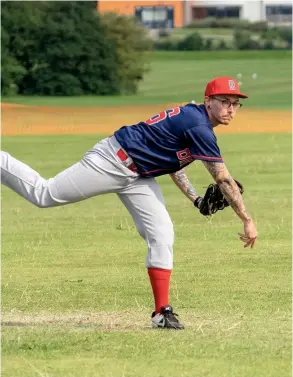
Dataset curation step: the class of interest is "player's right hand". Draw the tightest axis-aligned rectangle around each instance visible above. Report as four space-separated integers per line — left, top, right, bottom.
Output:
238 219 257 248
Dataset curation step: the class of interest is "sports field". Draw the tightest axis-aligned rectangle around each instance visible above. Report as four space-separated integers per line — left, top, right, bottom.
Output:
2 51 292 377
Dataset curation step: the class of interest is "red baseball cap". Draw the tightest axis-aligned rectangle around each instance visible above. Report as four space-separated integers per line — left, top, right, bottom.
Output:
205 76 248 98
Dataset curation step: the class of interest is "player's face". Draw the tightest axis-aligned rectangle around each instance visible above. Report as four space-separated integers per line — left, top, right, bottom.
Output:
209 95 242 126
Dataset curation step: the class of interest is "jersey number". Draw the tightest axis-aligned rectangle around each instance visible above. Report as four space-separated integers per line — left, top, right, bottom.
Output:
145 107 180 125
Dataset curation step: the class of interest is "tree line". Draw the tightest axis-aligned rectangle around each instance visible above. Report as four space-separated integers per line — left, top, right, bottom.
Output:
1 1 152 96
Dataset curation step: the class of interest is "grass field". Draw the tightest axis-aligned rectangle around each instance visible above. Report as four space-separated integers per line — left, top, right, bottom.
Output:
3 51 292 109
162 27 234 45
169 27 234 40
2 50 292 377
2 133 291 377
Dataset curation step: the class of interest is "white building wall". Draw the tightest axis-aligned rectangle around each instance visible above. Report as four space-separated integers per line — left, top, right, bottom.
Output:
189 0 292 22
191 0 244 5
264 0 292 4
242 1 265 21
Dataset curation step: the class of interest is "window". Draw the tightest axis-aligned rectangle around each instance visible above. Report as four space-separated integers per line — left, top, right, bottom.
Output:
206 6 240 18
266 5 292 16
141 7 167 22
135 6 174 29
266 5 292 23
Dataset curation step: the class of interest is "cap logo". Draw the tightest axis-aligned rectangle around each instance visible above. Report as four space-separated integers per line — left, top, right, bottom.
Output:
228 80 236 90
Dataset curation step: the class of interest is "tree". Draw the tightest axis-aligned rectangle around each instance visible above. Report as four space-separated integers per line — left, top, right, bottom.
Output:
21 2 120 95
178 32 204 51
101 12 153 94
1 1 120 96
1 2 153 96
1 1 46 95
1 27 26 95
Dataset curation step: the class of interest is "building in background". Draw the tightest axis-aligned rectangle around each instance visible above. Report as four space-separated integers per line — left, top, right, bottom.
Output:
97 0 292 28
97 1 185 28
187 0 292 25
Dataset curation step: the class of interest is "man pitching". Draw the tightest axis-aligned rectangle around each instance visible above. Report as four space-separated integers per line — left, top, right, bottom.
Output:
1 76 258 329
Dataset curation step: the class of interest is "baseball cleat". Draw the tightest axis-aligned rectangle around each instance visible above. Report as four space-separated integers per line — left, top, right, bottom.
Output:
151 305 184 329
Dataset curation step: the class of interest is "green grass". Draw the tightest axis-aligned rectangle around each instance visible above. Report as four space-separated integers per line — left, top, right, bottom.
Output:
3 51 292 109
150 50 291 60
2 133 291 377
167 27 234 41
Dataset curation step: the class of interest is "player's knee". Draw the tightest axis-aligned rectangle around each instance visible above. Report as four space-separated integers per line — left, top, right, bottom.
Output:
33 197 59 208
34 201 54 209
151 220 174 246
136 223 146 240
32 187 59 208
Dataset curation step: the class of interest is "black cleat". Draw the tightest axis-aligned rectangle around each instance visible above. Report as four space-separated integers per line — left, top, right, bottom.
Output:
151 305 184 330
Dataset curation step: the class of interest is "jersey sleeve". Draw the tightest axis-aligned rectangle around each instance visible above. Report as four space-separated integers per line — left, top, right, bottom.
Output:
185 126 223 163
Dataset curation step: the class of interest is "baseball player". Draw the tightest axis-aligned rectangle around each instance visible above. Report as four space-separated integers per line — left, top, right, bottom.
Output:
1 76 258 330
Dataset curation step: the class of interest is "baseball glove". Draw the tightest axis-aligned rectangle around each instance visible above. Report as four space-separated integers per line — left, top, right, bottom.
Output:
194 180 244 216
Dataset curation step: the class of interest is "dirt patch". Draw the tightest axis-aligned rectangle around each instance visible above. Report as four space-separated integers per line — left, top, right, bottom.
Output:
2 310 244 333
2 310 151 332
1 103 291 136
1 103 27 109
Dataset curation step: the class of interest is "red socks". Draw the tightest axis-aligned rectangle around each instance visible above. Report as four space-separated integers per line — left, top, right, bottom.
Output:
148 268 172 313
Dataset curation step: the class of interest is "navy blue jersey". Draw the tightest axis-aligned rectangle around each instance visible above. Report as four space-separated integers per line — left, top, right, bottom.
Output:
114 103 223 178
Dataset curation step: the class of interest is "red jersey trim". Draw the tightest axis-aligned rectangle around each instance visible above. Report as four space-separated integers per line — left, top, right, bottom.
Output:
139 155 223 175
191 154 223 161
140 168 172 175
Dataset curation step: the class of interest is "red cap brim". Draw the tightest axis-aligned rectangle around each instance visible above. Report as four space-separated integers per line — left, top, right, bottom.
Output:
237 93 248 99
214 91 248 99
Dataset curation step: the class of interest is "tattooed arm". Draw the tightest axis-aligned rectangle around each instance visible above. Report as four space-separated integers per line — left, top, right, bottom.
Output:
202 161 250 221
170 169 200 203
202 161 257 247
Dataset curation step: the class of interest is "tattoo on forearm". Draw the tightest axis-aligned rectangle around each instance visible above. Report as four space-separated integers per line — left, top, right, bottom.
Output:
172 169 198 200
203 161 250 221
218 179 248 216
203 161 226 180
187 184 197 198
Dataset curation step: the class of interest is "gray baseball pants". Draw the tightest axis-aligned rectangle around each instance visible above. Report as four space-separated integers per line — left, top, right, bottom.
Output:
1 136 174 269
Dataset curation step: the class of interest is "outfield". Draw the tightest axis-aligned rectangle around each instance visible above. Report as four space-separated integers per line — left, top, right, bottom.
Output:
2 51 292 377
3 51 292 109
